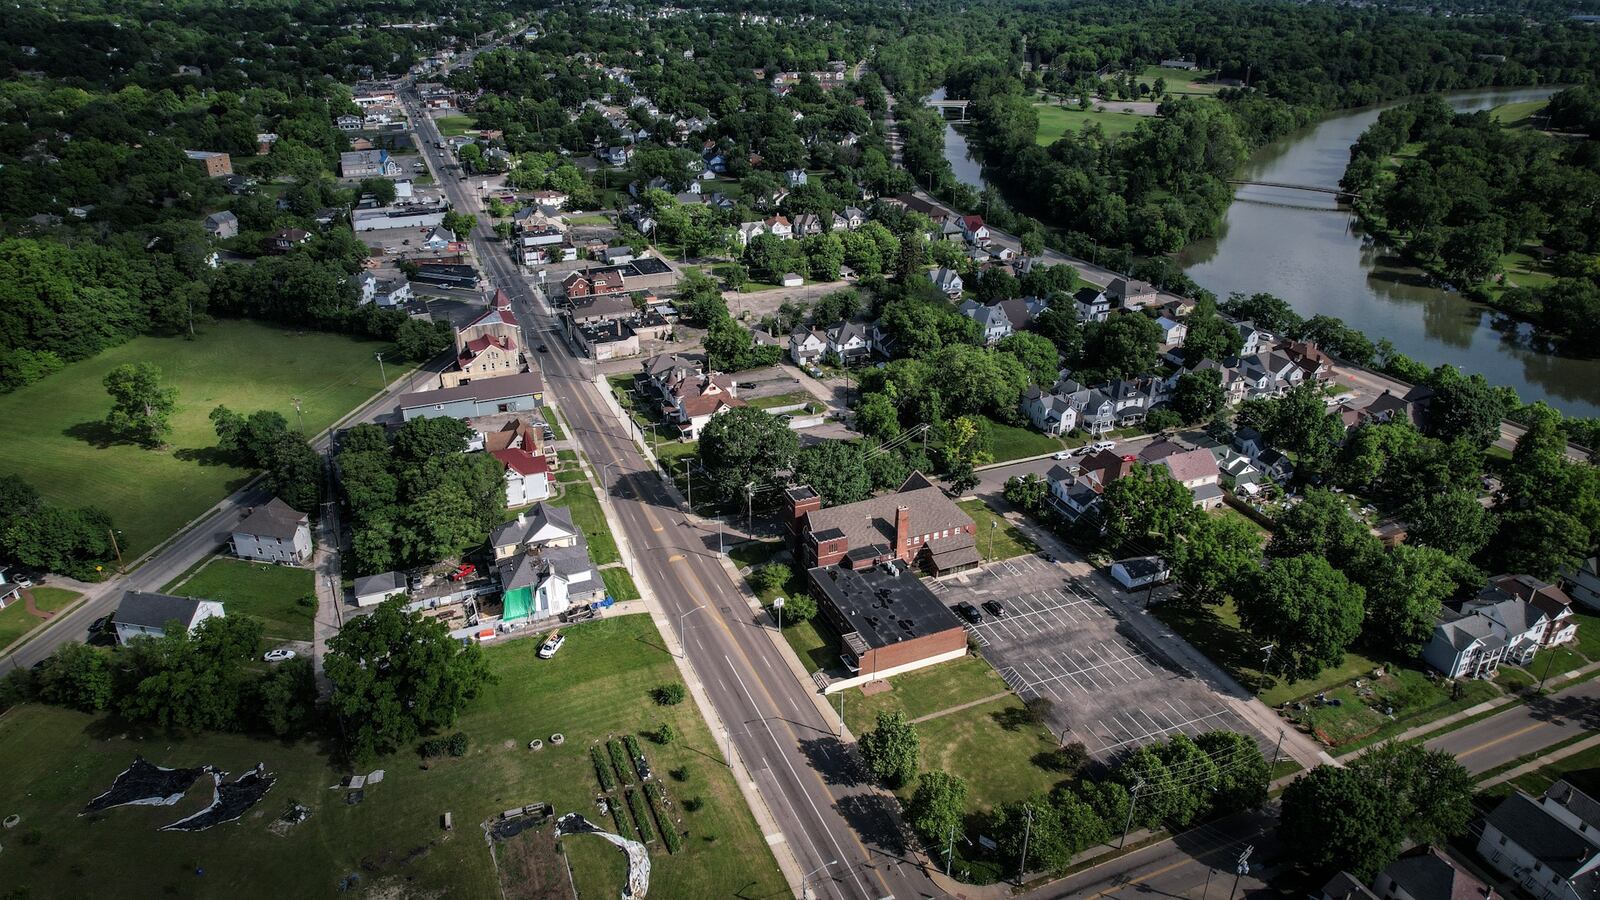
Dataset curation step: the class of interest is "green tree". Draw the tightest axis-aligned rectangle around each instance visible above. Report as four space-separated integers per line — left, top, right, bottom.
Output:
1003 473 1049 512
1079 313 1161 380
396 318 453 361
442 211 477 239
1195 731 1269 816
268 433 323 512
1171 369 1226 424
1489 507 1590 580
907 771 967 844
995 795 1073 874
795 440 871 505
325 598 494 761
858 710 920 788
1172 514 1262 607
1180 296 1243 362
1427 372 1506 450
1363 545 1466 656
1033 304 1084 363
1237 554 1365 680
855 392 901 441
1280 765 1405 881
1263 383 1343 476
119 615 264 732
698 406 799 502
37 642 113 712
1400 490 1493 558
1113 746 1186 827
997 332 1061 386
1155 735 1218 826
1268 489 1383 572
254 657 317 737
1099 463 1200 557
103 362 176 448
754 563 791 598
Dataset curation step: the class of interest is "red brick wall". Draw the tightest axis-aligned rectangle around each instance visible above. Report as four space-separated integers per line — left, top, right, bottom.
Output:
859 627 967 675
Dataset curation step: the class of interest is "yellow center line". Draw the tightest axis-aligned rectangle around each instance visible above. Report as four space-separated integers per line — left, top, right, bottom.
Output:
1455 721 1550 759
1086 856 1201 899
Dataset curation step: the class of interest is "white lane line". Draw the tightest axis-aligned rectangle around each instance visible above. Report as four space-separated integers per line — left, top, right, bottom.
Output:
724 656 869 898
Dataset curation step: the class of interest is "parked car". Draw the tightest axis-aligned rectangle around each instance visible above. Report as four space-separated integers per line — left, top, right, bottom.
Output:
538 344 548 352
953 601 983 624
263 649 296 662
538 632 565 659
1089 440 1117 453
1052 450 1074 460
982 599 1007 619
448 563 477 582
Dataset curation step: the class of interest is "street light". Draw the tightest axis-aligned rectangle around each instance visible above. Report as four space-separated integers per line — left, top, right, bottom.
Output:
800 859 837 900
375 352 387 386
676 605 704 658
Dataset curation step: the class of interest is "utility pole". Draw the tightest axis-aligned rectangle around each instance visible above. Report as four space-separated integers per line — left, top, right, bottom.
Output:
292 396 305 432
1120 778 1143 848
107 529 125 574
1539 647 1559 692
773 596 784 633
375 352 387 386
1271 728 1285 772
988 517 996 563
836 690 845 737
1229 846 1253 900
745 482 755 535
1017 803 1034 883
945 821 958 877
684 459 692 508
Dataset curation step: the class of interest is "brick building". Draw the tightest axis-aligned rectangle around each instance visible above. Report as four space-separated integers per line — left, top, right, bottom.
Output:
785 473 979 575
808 560 967 680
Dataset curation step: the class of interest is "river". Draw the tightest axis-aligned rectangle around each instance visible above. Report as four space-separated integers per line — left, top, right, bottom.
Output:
938 86 1600 417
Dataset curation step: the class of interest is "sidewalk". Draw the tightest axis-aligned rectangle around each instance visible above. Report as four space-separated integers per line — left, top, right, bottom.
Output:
1478 732 1600 789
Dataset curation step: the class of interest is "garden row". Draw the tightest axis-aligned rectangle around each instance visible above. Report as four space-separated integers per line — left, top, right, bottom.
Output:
589 735 685 853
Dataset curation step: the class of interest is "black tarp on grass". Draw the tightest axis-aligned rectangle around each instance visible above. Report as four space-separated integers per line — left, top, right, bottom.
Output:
82 758 211 813
160 764 276 832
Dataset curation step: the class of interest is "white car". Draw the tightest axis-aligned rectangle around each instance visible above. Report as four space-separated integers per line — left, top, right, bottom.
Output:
1052 450 1074 460
263 649 296 662
538 632 565 659
1089 440 1117 453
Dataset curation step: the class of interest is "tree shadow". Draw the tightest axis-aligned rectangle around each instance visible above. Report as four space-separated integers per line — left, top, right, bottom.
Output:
173 446 237 467
798 734 866 787
990 705 1037 732
63 419 122 449
832 791 912 859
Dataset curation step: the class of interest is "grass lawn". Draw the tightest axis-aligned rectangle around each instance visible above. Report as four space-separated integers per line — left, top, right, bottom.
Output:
1502 741 1600 799
0 587 81 648
566 214 612 226
600 567 640 601
1136 65 1225 95
783 617 844 673
1209 505 1271 539
0 320 400 558
1572 613 1600 661
1490 98 1549 130
434 114 477 136
0 616 785 899
163 557 315 642
1497 247 1558 292
983 416 1066 463
544 406 566 441
957 499 1039 561
843 655 1010 725
1033 102 1147 145
547 480 618 566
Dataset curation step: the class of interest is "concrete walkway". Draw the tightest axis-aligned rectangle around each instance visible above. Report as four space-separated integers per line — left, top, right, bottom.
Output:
910 691 1015 725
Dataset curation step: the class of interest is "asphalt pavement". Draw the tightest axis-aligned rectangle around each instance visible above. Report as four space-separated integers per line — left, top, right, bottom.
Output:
407 95 941 900
1424 675 1600 774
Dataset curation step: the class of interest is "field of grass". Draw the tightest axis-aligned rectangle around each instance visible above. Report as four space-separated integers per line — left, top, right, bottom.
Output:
0 320 400 558
1498 247 1558 291
956 499 1039 561
548 479 618 566
1490 98 1549 130
1033 102 1147 145
0 615 785 899
600 567 640 601
0 587 81 648
434 114 477 136
983 416 1067 462
843 655 1010 727
782 617 842 673
1501 741 1600 799
565 214 612 226
1136 65 1224 95
164 557 315 642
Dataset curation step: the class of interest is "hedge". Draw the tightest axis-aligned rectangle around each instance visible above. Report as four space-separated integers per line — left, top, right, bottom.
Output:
591 746 616 792
627 789 656 843
608 738 634 786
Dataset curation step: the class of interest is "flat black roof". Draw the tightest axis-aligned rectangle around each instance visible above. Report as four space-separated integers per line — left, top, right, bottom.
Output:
808 563 962 649
629 256 671 276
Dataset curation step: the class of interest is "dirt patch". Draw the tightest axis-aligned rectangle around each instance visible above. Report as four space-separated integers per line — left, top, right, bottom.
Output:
492 819 576 900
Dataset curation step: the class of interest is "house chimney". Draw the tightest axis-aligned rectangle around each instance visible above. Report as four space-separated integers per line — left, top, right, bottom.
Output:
894 506 911 558
516 512 526 526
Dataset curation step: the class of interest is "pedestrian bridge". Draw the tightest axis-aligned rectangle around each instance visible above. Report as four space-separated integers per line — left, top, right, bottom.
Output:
924 98 971 120
1228 180 1358 198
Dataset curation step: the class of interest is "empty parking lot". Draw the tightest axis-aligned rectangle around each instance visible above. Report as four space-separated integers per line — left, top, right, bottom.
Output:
936 563 1257 758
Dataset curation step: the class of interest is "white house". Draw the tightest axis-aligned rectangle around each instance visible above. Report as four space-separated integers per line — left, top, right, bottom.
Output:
113 591 225 645
785 168 808 187
1073 287 1112 323
1566 556 1600 612
496 541 603 625
736 221 766 247
826 322 870 364
1371 849 1499 900
1479 783 1600 900
1110 556 1169 590
1022 387 1078 436
353 571 408 607
1236 321 1272 355
1421 613 1507 679
422 226 456 250
1484 573 1579 647
958 300 1014 345
0 581 21 610
928 267 963 297
765 215 794 240
230 498 311 565
489 503 578 560
492 447 552 506
790 327 827 366
1156 315 1188 347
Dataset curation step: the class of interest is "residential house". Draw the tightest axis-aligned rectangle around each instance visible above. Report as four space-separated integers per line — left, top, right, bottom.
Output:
184 150 233 177
601 146 634 166
841 207 867 230
336 114 364 131
790 328 828 366
1155 315 1187 348
1565 556 1600 612
113 591 225 645
868 320 898 360
0 582 21 610
203 211 238 239
1479 784 1599 900
1143 443 1224 509
1108 277 1159 310
960 215 991 246
1318 872 1379 900
1481 574 1578 648
1421 613 1507 679
826 322 871 365
736 221 766 248
765 215 794 240
1044 450 1134 520
422 226 457 250
1372 849 1501 900
230 498 311 564
572 319 639 361
1110 556 1169 589
662 371 745 440
497 539 602 625
256 133 278 155
1235 321 1271 355
640 353 704 405
562 269 625 299
792 213 824 238
529 189 569 208
1073 287 1113 323
1359 386 1434 429
353 571 408 608
1459 590 1550 667
928 267 964 298
1282 340 1335 382
489 503 578 560
263 227 310 254
492 446 552 506
1022 386 1078 436
340 149 401 178
959 300 1015 345
785 169 808 187
785 473 980 575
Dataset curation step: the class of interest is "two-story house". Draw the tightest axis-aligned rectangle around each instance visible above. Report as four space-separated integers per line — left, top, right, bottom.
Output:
1073 286 1113 323
230 498 311 565
1480 781 1600 900
786 473 979 575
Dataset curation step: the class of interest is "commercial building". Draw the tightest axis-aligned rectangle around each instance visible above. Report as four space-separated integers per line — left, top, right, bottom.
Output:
785 473 979 575
397 372 544 421
807 560 967 685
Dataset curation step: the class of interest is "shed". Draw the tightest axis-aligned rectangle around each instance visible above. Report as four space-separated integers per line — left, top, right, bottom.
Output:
354 571 408 607
1109 556 1169 590
780 272 804 287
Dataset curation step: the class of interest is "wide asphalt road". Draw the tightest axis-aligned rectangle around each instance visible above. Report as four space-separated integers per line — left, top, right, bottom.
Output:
408 94 939 900
2 360 443 672
1424 675 1600 773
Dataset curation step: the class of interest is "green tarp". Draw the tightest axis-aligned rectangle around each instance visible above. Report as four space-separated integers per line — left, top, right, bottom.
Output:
503 586 533 623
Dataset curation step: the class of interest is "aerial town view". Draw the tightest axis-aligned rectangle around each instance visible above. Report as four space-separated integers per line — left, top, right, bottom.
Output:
3 0 1600 897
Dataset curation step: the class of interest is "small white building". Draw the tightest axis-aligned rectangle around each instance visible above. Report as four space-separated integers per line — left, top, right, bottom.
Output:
1110 556 1169 590
353 571 408 607
491 448 552 506
230 498 312 565
113 591 225 645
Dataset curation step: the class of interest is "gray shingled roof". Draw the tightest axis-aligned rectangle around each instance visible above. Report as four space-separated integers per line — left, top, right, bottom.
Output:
1487 792 1600 882
115 591 211 629
489 503 576 549
354 571 406 599
234 497 306 540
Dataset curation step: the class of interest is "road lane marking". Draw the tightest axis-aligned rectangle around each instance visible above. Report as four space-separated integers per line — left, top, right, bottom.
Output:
667 554 685 562
1455 721 1550 759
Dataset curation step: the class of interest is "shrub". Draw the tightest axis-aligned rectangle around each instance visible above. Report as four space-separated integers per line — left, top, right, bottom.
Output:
670 766 689 782
653 682 687 705
611 797 636 841
684 796 704 812
627 789 656 842
609 739 634 785
446 731 469 757
654 722 677 745
591 746 616 792
648 784 683 853
418 737 447 759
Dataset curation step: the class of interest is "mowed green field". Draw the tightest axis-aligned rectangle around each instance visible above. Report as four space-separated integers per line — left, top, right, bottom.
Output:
164 557 316 642
1034 102 1147 145
1136 65 1224 96
0 615 785 899
0 320 400 558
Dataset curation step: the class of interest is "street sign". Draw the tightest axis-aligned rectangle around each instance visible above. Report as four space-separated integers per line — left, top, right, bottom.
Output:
773 597 785 608
978 835 997 851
